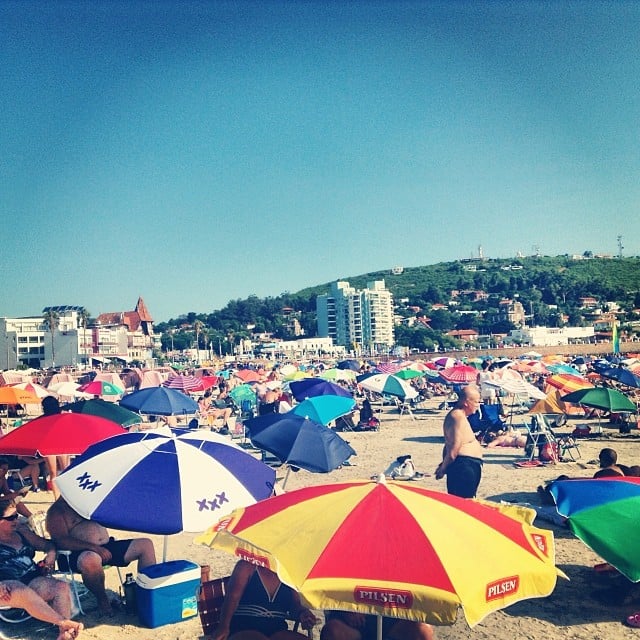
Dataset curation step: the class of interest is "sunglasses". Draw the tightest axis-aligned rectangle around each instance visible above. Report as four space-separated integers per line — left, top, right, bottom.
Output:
0 513 19 522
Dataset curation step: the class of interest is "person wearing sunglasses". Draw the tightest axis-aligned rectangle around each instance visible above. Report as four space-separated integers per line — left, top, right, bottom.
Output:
0 499 83 639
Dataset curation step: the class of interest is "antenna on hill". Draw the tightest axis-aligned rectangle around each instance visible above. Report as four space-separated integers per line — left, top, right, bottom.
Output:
532 245 540 257
618 235 624 258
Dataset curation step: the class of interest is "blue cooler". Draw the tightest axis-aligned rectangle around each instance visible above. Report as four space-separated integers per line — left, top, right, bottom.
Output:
135 560 200 628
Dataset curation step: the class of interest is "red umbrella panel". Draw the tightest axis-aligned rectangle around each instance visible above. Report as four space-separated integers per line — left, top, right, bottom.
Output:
440 365 479 384
0 413 126 456
162 375 205 392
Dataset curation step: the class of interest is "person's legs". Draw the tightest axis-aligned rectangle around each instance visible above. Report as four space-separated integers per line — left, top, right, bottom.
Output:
1 580 83 639
320 618 362 640
123 537 156 570
76 550 111 613
387 620 434 640
29 576 73 619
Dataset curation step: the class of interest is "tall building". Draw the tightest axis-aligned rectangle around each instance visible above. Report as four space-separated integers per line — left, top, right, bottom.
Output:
317 280 394 354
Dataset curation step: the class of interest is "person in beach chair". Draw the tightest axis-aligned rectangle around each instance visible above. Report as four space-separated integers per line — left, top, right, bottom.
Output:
355 399 379 431
210 559 317 639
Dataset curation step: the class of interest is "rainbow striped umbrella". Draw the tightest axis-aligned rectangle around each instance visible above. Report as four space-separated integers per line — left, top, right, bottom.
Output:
550 477 640 581
197 478 563 631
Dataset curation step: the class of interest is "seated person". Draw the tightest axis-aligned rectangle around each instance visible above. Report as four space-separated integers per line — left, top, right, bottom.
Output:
485 431 527 448
593 447 625 478
46 497 156 615
0 458 32 518
0 499 83 640
213 559 317 639
321 610 433 640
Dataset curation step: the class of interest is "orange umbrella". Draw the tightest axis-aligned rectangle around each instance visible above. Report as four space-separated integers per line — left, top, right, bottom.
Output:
0 386 40 405
544 374 593 395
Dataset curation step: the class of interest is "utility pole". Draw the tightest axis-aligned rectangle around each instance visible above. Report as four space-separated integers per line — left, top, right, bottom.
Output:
618 235 624 258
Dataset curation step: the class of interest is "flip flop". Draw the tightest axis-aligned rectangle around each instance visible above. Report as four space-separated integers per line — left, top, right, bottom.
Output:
626 613 640 628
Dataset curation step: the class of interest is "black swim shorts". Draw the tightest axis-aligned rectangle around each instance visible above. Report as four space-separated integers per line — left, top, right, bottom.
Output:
57 537 133 573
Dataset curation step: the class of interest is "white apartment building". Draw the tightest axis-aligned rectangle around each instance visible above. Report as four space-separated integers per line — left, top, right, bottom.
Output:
317 280 394 354
508 325 595 346
0 316 46 370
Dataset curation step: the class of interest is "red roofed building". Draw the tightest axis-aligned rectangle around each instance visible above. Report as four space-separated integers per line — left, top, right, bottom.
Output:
93 297 157 364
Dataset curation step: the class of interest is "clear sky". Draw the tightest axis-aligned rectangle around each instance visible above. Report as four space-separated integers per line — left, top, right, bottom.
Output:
2 0 639 323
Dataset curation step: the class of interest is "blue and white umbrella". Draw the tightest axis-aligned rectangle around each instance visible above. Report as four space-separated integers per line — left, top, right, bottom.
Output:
55 427 276 558
120 386 198 416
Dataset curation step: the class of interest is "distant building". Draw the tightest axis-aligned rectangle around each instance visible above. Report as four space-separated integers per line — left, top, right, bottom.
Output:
508 326 595 346
0 297 157 370
317 280 394 354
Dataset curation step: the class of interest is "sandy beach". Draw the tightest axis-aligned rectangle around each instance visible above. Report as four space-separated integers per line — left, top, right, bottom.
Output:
8 399 640 640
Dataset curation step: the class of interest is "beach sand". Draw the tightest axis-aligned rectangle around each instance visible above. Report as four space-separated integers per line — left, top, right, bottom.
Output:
10 400 640 640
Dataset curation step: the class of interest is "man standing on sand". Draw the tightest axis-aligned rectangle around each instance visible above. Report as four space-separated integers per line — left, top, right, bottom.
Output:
435 384 483 498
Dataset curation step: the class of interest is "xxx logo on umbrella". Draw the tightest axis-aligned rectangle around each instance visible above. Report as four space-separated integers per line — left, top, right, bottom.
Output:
196 492 229 512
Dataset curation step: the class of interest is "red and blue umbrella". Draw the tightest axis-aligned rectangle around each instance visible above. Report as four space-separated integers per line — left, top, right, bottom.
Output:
550 477 640 581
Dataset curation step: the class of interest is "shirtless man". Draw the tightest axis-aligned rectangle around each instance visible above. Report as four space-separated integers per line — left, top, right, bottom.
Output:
435 384 484 498
46 498 156 615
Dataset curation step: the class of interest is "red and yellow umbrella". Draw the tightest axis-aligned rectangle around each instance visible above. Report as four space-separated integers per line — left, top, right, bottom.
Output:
197 478 563 629
544 373 593 395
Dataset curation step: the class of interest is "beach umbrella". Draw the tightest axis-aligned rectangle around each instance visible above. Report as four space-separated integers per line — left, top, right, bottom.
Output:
318 368 356 382
544 374 593 395
245 413 355 487
120 386 198 416
56 428 276 560
0 386 41 405
0 413 125 456
486 378 547 401
357 374 418 400
77 380 124 397
561 387 636 413
229 384 258 406
290 395 356 426
393 369 424 381
374 362 403 374
546 363 582 376
139 370 165 389
337 359 361 372
197 477 563 636
289 379 353 402
162 374 205 392
9 382 51 399
235 369 263 383
550 477 640 582
62 398 143 428
440 365 479 384
431 356 457 369
599 367 640 389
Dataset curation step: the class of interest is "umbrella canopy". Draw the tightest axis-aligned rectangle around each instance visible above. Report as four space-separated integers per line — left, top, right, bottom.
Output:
9 382 51 399
235 369 263 383
440 365 479 384
393 369 424 381
48 381 90 399
357 374 418 400
0 386 41 405
63 398 143 428
162 374 205 392
318 368 357 382
599 367 640 389
544 374 593 395
336 359 361 372
197 478 562 629
289 379 353 402
55 428 276 536
486 378 547 401
0 413 125 456
120 386 199 416
550 477 640 582
561 387 636 413
290 395 356 426
431 356 458 369
77 380 124 397
246 413 355 473
229 384 258 407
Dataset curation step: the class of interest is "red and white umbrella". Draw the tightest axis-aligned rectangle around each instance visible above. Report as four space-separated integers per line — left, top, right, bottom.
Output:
162 375 205 392
440 365 479 384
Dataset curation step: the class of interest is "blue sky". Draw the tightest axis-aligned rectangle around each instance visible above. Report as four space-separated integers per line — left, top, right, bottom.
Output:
2 1 639 323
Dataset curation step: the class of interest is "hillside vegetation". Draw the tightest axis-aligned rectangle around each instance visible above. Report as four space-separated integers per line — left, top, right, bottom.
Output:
157 256 640 354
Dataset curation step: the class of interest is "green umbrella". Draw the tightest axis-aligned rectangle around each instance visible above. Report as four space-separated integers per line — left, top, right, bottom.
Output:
394 369 424 380
561 387 636 413
63 398 143 427
229 384 257 407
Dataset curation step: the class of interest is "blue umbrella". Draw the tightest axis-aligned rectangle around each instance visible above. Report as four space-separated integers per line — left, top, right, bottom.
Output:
120 386 198 416
290 395 356 425
599 367 640 389
337 359 361 372
245 413 355 486
289 378 353 401
56 428 276 558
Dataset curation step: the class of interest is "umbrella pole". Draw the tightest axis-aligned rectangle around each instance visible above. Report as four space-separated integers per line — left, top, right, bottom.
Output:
377 614 382 640
163 535 168 563
281 466 292 490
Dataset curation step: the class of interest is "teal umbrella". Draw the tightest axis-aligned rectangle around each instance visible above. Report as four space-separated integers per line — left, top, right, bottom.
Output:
229 384 257 407
290 395 356 425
